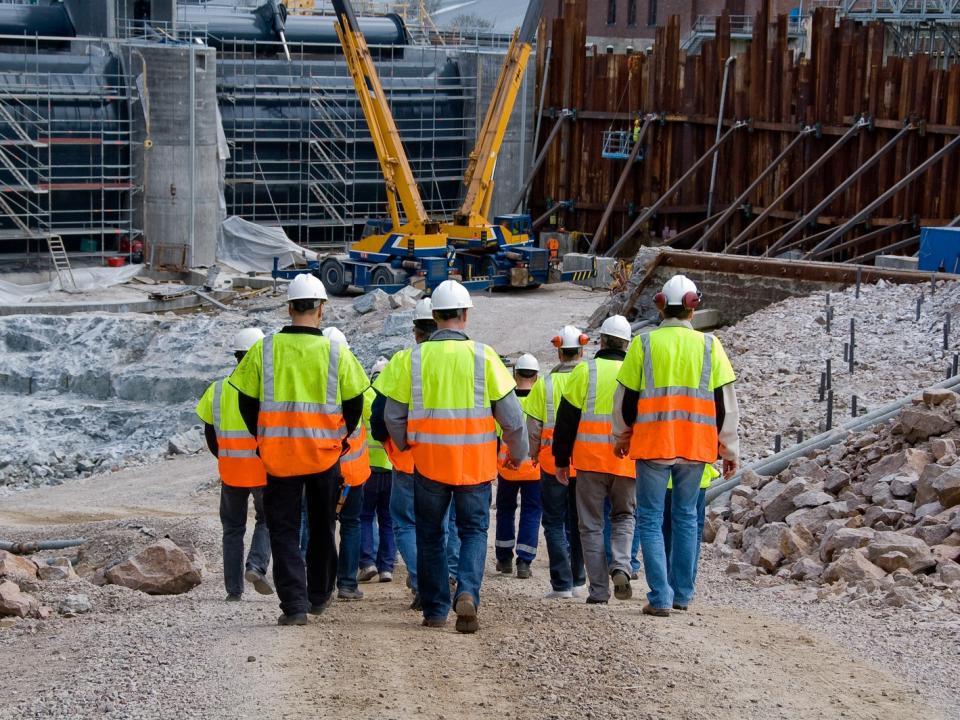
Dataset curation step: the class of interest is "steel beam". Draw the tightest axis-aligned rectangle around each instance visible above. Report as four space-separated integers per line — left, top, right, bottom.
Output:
509 109 573 214
847 234 920 264
809 220 910 260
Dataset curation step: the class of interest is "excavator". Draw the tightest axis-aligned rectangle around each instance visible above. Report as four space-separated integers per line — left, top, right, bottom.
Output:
276 0 581 294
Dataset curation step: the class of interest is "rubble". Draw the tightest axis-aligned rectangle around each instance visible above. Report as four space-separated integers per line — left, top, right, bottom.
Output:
104 538 204 595
0 550 38 582
59 594 92 616
37 557 79 582
0 580 39 618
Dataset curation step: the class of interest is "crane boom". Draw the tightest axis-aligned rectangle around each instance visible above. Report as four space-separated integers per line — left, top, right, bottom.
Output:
332 0 431 232
455 0 543 227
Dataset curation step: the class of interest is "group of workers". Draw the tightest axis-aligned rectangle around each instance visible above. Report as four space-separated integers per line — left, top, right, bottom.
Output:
196 271 739 633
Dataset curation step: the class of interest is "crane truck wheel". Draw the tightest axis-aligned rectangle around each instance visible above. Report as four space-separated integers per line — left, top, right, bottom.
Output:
371 265 394 286
319 258 348 296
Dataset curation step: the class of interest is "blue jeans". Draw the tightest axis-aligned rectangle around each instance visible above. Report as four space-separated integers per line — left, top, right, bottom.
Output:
360 470 397 573
390 472 459 593
540 471 585 591
413 474 491 621
663 487 707 569
495 477 542 563
635 461 704 609
336 484 364 591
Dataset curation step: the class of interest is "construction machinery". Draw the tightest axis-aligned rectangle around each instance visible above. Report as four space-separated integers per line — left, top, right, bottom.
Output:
274 0 586 294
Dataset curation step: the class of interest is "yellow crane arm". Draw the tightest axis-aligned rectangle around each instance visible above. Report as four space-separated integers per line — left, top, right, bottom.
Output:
333 0 431 232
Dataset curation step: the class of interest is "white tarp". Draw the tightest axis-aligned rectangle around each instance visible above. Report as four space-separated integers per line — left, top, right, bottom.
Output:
217 216 317 274
0 264 144 304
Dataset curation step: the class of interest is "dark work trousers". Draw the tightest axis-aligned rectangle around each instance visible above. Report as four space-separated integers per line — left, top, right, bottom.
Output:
219 484 271 597
263 463 342 616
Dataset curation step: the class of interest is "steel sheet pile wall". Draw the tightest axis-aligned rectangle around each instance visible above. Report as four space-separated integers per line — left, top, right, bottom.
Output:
532 0 960 261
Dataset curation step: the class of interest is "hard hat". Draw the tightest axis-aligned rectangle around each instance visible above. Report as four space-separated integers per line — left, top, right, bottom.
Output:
322 326 349 349
287 273 328 302
413 297 433 321
552 325 589 350
232 327 265 353
515 353 540 373
430 279 473 311
599 314 632 342
371 356 389 376
655 274 701 310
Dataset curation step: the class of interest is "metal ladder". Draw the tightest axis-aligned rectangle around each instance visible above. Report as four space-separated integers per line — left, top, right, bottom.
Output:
46 235 77 291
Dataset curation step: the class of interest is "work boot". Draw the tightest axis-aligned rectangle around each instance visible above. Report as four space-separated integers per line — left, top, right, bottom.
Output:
244 568 274 596
515 560 531 579
672 603 688 611
338 587 364 601
496 558 513 575
630 571 640 581
641 603 670 618
379 571 393 583
409 592 422 611
357 565 378 583
454 594 479 634
571 583 587 598
308 599 331 616
422 616 447 628
611 570 633 601
225 593 242 602
277 613 308 626
585 596 608 605
542 589 573 600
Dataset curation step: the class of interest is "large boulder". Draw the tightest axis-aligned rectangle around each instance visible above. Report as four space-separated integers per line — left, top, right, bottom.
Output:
823 549 887 584
866 531 937 573
38 557 79 582
793 490 834 509
105 539 204 595
931 468 960 508
899 405 955 443
820 527 875 563
0 580 38 618
916 464 949 507
352 289 390 315
922 388 959 407
0 551 38 582
761 478 808 523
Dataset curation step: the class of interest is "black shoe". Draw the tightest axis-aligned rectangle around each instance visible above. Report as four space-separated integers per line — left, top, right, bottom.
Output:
337 587 364 600
409 593 422 612
307 599 331 616
585 596 608 605
672 603 688 611
422 616 447 628
225 593 242 602
454 594 479 634
244 569 274 595
611 569 633 601
630 571 640 581
642 603 670 618
277 613 308 626
515 560 531 579
496 559 513 575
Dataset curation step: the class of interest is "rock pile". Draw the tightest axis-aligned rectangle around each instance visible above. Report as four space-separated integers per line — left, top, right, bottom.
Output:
709 386 960 612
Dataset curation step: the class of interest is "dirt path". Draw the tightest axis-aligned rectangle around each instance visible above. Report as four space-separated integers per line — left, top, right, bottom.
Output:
0 458 949 719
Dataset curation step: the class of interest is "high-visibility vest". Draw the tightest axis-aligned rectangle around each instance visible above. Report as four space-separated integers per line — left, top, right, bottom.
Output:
211 379 266 488
537 372 576 477
668 463 720 490
626 327 728 463
497 393 539 481
340 423 371 487
407 340 498 485
384 437 414 474
364 387 391 471
572 358 635 478
256 334 347 477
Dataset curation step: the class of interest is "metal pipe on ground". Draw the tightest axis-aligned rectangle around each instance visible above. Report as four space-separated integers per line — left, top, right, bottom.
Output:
0 539 86 554
705 373 960 503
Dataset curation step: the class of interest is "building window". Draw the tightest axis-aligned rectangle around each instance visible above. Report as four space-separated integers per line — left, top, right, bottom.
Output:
647 0 657 27
628 0 637 25
607 0 617 25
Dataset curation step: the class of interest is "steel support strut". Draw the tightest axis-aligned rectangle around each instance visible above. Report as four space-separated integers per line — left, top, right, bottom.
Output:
509 109 573 214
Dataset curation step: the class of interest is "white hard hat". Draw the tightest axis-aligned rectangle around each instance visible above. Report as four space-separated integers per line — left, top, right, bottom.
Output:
371 356 389 376
322 326 349 349
552 325 588 350
430 279 473 311
600 314 632 342
287 273 328 302
515 353 540 372
414 297 434 321
232 327 265 353
656 274 701 309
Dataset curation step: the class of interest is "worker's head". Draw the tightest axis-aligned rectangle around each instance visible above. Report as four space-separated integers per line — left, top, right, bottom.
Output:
513 353 540 390
232 327 265 364
287 274 328 327
322 326 349 349
599 314 631 352
553 325 587 361
654 274 700 321
430 280 473 331
371 356 389 383
413 297 437 344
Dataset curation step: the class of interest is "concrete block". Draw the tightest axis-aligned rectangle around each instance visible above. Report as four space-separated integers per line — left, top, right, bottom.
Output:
692 309 722 330
875 255 919 271
563 253 617 290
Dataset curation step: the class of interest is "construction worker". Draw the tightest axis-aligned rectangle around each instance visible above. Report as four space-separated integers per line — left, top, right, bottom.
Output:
323 326 370 601
196 327 273 602
613 275 739 617
551 315 636 605
632 117 641 145
494 353 542 580
230 273 369 626
376 279 527 633
358 357 397 584
527 326 588 599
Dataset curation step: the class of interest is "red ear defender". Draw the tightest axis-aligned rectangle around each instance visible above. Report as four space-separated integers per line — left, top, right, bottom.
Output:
683 291 701 310
653 292 667 310
579 334 589 346
551 336 562 348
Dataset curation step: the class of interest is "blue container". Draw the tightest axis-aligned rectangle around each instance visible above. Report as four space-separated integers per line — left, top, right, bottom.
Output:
918 226 960 273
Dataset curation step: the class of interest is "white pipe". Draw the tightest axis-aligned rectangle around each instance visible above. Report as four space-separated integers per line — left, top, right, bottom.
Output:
705 56 735 220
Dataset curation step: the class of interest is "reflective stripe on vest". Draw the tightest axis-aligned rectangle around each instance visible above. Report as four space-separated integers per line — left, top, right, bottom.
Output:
340 424 371 487
572 359 635 478
408 341 497 485
539 373 574 477
213 380 266 488
629 332 718 463
256 334 346 477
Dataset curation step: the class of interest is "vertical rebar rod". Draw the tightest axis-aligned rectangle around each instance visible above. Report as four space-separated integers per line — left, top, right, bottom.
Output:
826 359 832 389
843 343 849 362
945 313 952 351
953 353 958 377
849 319 855 373
851 395 858 417
916 295 923 321
826 390 834 430
774 434 782 453
797 429 804 444
819 372 826 401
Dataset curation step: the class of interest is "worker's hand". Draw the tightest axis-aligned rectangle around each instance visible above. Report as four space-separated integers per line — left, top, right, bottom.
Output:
555 465 570 486
530 456 539 469
614 439 630 459
503 454 521 471
723 458 739 479
340 438 350 457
